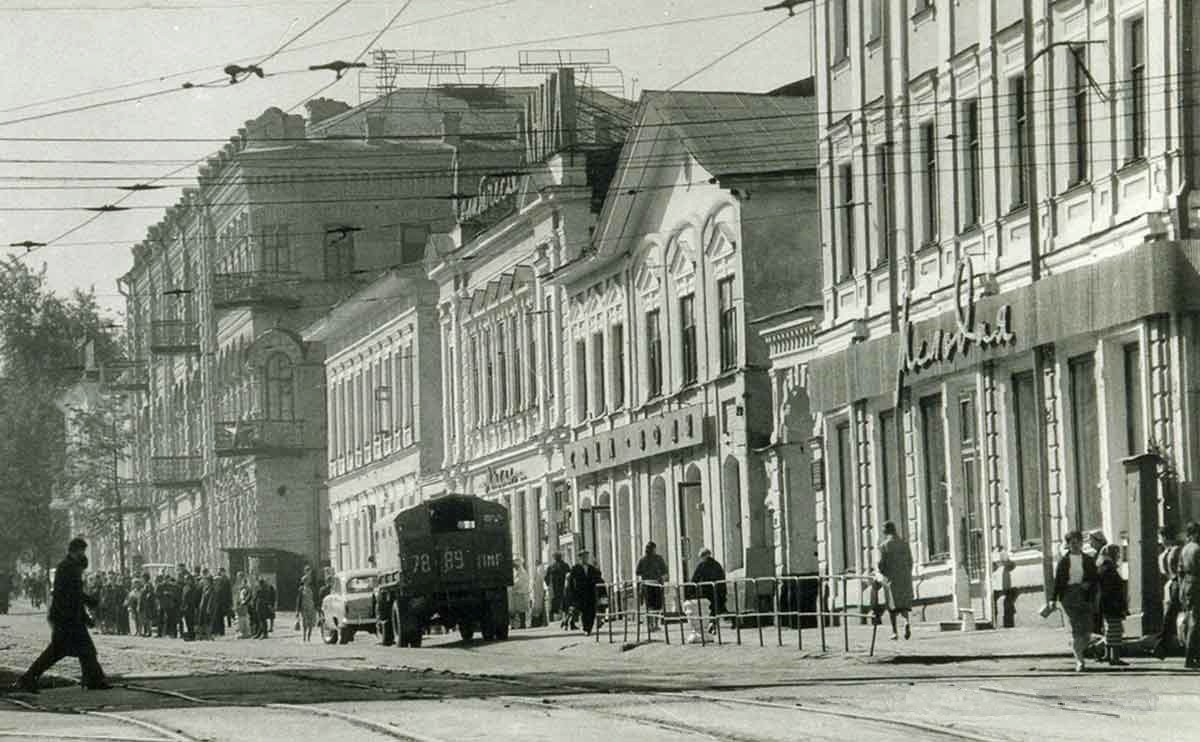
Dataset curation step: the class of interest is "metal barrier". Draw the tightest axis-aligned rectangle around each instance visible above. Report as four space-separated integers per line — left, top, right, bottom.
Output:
593 573 879 655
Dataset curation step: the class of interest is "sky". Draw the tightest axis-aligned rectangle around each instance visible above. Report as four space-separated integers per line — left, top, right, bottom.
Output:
0 0 813 316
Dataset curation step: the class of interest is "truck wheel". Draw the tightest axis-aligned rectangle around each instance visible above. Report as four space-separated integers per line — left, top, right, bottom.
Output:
459 622 475 642
489 594 509 640
338 627 354 644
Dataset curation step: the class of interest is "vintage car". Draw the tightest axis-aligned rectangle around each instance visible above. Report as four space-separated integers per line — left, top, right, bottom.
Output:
320 568 380 644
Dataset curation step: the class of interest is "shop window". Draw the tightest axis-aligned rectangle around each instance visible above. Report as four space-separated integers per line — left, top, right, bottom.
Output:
920 394 949 559
1069 353 1102 529
1011 372 1043 546
1124 342 1145 455
959 393 984 581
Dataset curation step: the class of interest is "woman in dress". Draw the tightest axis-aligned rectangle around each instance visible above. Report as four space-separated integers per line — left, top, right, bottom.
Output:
296 567 318 642
1051 530 1099 672
509 558 530 629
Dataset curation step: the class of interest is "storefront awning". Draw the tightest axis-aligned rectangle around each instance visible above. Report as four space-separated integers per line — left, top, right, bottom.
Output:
808 240 1200 412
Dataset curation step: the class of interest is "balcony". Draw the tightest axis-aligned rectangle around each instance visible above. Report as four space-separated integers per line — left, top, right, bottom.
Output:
149 320 200 355
150 456 204 488
211 271 302 310
99 360 149 393
214 418 308 458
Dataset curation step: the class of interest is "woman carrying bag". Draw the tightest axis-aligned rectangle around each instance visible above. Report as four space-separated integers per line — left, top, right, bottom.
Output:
1050 530 1099 672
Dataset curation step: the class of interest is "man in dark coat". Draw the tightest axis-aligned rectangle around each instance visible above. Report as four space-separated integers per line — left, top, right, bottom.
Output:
214 568 232 635
543 552 569 625
567 550 603 636
12 538 111 692
179 574 197 640
262 579 277 633
689 548 728 621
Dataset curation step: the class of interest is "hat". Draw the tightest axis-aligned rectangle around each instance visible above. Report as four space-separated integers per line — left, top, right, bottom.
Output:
698 548 713 558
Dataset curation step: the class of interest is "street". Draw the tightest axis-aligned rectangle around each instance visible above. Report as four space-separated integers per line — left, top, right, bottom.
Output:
2 600 1196 742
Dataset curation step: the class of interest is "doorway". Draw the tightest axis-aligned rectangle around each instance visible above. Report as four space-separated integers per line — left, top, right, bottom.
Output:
678 465 703 578
957 392 986 617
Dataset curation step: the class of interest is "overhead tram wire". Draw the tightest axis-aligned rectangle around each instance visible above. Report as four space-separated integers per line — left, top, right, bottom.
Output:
0 0 515 116
13 0 368 256
2 63 1195 145
666 12 795 91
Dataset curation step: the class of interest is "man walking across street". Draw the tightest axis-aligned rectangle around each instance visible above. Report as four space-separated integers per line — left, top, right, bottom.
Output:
12 538 112 693
567 551 603 636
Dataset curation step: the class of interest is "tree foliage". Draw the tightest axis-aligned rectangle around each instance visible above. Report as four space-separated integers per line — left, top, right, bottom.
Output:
0 256 123 569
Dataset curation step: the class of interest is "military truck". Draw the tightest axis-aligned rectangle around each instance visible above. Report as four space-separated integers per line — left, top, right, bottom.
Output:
375 494 512 647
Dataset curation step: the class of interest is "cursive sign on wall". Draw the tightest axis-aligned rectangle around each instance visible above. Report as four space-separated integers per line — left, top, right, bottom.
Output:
895 258 1014 404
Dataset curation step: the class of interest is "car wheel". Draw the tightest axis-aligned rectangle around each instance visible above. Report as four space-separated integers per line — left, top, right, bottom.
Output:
322 624 340 645
378 617 394 646
459 622 475 642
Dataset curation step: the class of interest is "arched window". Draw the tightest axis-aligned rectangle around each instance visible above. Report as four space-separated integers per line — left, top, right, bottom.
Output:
264 352 294 420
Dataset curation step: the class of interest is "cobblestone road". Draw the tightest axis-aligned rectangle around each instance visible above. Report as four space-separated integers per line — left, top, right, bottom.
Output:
2 601 1197 741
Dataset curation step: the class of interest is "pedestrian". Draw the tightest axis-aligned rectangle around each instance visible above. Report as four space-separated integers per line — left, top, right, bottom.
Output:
296 567 318 642
689 548 727 632
1154 525 1184 659
236 573 252 638
263 579 277 633
1097 543 1129 666
253 578 272 639
875 521 915 641
11 538 112 693
179 574 197 640
543 552 569 625
125 578 140 637
114 576 130 636
138 576 157 637
567 550 603 636
214 568 232 635
1051 530 1099 672
636 542 669 631
509 557 530 630
1179 521 1200 669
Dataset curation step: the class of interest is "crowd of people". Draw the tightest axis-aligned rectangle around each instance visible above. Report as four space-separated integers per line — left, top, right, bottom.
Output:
78 565 279 641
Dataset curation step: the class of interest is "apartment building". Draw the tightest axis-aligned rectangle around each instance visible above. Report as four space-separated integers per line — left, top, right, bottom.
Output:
807 0 1200 627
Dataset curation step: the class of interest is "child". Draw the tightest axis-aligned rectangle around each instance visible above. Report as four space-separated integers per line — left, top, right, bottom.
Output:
1097 543 1129 666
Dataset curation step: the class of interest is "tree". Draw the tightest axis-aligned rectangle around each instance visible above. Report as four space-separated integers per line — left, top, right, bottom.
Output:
0 256 123 569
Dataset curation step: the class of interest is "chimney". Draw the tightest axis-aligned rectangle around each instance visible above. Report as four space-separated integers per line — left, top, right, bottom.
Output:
306 98 351 127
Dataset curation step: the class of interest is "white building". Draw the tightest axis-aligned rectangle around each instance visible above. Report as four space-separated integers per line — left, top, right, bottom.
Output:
807 0 1200 627
550 89 822 586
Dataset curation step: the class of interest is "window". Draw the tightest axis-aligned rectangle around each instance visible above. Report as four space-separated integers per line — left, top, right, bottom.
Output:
261 224 290 273
879 410 903 535
1127 17 1146 161
875 145 891 265
833 0 849 63
1012 372 1042 545
646 309 663 398
470 337 481 426
920 394 948 559
496 324 508 415
483 332 494 421
1011 75 1028 208
920 121 938 244
591 331 606 415
403 347 414 435
323 228 355 279
835 422 854 568
511 317 522 411
718 278 737 371
612 323 625 409
542 296 555 400
867 0 882 42
264 352 294 420
399 224 429 265
679 294 698 385
1069 56 1089 185
1068 353 1102 529
962 99 981 229
1123 343 1144 455
575 339 589 421
527 313 537 407
838 163 855 277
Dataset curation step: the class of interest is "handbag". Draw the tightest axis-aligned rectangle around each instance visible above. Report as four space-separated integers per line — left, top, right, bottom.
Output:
1038 601 1057 618
293 619 301 631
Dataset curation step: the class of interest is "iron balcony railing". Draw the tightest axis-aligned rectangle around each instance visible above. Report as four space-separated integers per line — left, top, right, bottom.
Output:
214 418 308 457
149 320 200 354
149 456 204 488
211 271 302 310
99 360 149 392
